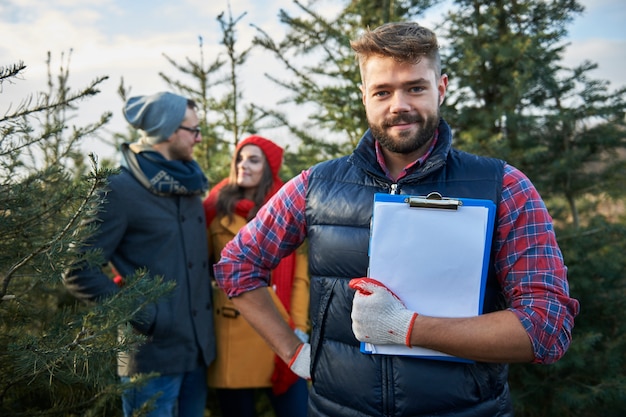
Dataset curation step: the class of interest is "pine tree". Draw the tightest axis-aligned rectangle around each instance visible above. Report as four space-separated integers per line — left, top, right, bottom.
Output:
158 5 271 184
0 56 173 417
158 34 227 181
441 0 626 223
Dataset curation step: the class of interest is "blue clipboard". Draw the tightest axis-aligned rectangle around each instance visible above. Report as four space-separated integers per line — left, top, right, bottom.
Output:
362 192 496 362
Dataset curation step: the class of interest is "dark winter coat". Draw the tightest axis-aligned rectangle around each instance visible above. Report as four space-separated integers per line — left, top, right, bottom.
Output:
64 166 215 376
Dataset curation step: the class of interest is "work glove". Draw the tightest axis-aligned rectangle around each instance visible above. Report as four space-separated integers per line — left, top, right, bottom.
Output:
272 325 310 394
349 277 418 347
288 342 311 380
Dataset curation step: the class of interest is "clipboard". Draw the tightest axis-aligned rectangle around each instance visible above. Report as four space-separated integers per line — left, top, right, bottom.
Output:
362 192 496 362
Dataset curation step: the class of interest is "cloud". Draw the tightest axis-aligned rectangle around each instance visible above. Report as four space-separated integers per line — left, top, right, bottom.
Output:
563 38 626 89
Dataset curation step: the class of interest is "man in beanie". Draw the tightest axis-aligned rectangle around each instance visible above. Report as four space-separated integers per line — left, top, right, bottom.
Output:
64 91 215 417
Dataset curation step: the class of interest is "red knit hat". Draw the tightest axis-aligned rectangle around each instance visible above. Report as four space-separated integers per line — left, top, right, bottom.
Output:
235 135 284 181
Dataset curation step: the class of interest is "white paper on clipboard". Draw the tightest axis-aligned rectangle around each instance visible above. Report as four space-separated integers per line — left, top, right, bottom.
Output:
363 192 496 361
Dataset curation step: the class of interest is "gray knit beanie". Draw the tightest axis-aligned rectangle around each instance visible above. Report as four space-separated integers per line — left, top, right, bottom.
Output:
123 92 188 144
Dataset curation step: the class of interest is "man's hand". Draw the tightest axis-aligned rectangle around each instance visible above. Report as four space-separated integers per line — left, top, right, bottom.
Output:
288 342 311 380
349 277 418 347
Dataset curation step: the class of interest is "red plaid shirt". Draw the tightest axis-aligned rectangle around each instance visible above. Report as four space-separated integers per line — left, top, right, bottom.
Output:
215 163 579 364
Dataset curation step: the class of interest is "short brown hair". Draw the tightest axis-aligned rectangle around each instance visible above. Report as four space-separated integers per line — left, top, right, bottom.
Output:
350 22 441 77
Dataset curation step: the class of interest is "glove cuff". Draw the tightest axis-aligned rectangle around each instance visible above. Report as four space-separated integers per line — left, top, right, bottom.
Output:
383 309 418 347
404 312 418 347
288 342 311 380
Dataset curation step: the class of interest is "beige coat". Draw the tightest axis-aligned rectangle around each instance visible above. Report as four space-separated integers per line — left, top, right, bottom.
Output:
207 214 310 388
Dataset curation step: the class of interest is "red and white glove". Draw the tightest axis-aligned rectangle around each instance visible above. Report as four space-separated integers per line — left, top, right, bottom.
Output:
349 277 418 347
288 342 311 380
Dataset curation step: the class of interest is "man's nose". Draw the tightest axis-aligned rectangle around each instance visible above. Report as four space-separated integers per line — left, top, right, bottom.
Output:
390 92 411 113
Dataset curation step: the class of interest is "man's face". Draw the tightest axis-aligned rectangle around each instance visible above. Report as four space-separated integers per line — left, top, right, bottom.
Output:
360 56 447 157
169 107 201 161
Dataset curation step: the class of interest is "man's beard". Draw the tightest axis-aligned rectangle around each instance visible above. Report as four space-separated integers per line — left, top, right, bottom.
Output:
169 143 194 162
369 110 440 154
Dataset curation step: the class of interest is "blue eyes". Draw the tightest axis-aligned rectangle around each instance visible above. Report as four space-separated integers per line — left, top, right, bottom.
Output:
373 87 425 97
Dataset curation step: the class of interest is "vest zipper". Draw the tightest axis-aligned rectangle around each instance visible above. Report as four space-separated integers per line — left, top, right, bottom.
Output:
390 183 399 194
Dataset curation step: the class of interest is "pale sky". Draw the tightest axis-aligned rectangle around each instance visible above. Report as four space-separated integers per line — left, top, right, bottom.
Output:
1 0 624 158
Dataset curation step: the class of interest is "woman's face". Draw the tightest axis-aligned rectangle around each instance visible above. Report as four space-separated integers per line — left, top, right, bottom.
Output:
236 144 266 191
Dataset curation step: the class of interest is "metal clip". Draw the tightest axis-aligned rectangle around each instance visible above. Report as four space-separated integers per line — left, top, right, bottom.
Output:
406 192 462 210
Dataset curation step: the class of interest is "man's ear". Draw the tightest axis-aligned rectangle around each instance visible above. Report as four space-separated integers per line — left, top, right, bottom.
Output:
438 74 448 106
359 83 366 106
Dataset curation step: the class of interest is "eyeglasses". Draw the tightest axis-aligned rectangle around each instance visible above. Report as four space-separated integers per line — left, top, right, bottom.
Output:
178 125 201 138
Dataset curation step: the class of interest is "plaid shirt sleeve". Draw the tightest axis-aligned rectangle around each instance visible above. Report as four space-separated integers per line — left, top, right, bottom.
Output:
213 171 309 298
495 164 580 364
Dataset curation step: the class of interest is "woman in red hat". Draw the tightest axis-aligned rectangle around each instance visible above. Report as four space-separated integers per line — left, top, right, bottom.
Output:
203 135 309 417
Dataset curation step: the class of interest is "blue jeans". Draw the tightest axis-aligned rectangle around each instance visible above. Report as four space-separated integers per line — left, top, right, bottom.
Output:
216 378 309 417
121 365 207 417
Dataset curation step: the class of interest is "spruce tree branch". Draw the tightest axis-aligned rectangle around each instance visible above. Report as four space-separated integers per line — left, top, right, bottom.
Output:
3 386 117 417
0 61 27 84
0 76 108 124
0 325 107 410
0 155 102 303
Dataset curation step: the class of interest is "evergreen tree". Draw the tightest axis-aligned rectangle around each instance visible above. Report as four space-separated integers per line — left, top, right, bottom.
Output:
519 63 626 228
159 33 228 182
158 5 271 184
441 0 586 159
0 57 172 417
441 0 626 223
